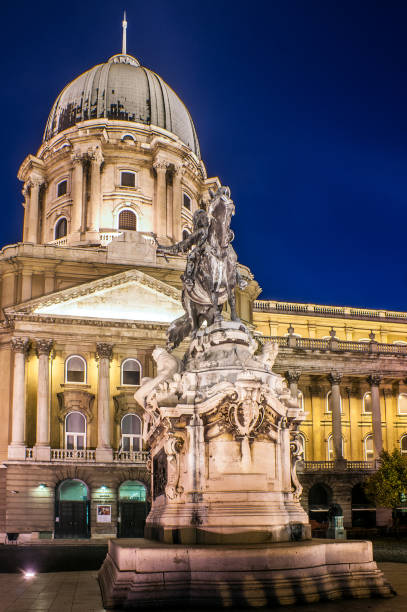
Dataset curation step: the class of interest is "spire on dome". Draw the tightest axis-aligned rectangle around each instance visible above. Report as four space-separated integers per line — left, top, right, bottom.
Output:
122 11 127 55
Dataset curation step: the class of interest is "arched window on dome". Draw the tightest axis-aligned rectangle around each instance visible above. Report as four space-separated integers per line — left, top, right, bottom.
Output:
121 358 142 386
121 414 142 452
65 412 86 450
118 209 137 231
55 217 67 240
57 179 67 198
65 355 87 384
182 229 190 241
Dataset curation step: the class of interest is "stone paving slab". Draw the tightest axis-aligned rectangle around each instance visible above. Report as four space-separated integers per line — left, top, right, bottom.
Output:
0 563 404 611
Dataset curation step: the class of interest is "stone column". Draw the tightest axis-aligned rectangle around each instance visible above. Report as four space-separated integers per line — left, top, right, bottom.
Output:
368 374 383 459
1 269 16 308
22 184 30 242
34 339 53 461
44 269 55 294
27 179 42 243
172 164 183 242
328 371 344 462
20 269 33 302
8 337 30 460
153 160 169 239
87 148 103 233
96 343 113 461
285 369 301 401
71 153 84 236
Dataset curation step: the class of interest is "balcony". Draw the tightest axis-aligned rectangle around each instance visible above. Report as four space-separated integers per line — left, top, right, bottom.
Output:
24 448 149 465
298 460 380 473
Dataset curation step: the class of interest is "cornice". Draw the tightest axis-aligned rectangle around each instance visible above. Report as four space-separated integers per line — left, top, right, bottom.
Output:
3 312 168 330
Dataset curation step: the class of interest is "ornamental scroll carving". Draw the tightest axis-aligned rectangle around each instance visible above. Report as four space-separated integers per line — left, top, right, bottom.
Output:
164 434 185 500
290 432 304 501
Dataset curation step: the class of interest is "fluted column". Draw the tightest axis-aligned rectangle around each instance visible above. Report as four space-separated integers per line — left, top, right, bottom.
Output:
96 343 113 461
71 153 84 235
153 160 169 239
285 369 301 400
8 337 30 460
34 339 53 461
27 179 42 243
172 164 183 242
328 371 344 461
87 148 103 233
368 374 383 459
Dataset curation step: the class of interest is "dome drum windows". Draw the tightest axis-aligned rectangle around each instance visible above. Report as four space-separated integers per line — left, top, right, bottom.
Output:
120 171 136 188
183 193 191 210
65 355 87 384
57 179 68 198
54 217 67 240
121 358 141 386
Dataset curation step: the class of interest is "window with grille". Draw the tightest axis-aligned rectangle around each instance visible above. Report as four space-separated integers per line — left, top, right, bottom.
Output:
57 180 67 197
119 210 137 230
55 217 67 239
121 171 136 187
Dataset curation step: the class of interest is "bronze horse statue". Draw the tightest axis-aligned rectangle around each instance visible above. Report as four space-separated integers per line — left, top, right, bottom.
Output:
156 186 247 350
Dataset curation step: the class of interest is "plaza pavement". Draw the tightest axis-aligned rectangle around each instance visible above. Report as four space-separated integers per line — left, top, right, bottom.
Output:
0 563 404 612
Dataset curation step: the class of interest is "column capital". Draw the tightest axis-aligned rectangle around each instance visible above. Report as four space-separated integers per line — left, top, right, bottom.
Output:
96 342 114 360
285 369 301 385
36 338 54 356
88 146 104 165
11 337 30 355
368 373 382 387
71 151 83 166
153 159 169 172
328 371 343 385
173 163 185 177
28 177 45 189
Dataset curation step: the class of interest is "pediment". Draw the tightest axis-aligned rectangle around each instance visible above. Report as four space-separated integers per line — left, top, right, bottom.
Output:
7 269 183 324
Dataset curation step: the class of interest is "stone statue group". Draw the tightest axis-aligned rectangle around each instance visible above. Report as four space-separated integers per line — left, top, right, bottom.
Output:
154 186 247 350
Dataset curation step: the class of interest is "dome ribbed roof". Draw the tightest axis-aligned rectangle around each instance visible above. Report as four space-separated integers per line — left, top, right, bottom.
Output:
43 54 200 157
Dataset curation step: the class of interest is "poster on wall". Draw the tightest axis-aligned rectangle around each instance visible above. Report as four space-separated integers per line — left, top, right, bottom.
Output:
97 504 112 523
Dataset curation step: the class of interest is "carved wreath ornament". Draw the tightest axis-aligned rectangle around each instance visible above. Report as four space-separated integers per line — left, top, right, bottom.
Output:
224 384 265 440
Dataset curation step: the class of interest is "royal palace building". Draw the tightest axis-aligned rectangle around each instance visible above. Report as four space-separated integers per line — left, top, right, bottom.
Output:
1 27 406 542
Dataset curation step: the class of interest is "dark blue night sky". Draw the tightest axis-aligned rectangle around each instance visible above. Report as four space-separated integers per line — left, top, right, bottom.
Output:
1 1 407 310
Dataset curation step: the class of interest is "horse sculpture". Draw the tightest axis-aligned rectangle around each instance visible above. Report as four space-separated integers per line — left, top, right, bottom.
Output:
155 186 247 350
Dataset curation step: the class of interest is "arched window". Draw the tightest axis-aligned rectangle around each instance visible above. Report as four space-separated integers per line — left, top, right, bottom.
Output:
118 209 137 230
182 229 190 241
363 392 372 414
120 171 136 187
65 355 86 384
121 358 141 386
399 394 407 415
54 217 67 239
400 435 407 455
65 412 86 450
297 390 304 411
183 193 191 210
297 432 306 461
326 390 342 413
57 179 67 198
121 414 142 452
327 434 344 460
364 434 374 460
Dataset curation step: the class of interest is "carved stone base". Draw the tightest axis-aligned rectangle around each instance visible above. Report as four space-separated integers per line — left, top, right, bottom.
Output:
33 445 51 461
95 447 113 462
7 444 26 460
98 538 394 609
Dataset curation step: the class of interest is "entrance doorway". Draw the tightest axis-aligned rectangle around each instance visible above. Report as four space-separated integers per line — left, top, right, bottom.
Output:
55 479 90 539
117 481 147 538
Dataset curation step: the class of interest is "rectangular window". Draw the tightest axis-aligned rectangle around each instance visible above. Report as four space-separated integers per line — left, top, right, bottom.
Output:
121 171 136 187
57 180 67 197
183 193 191 210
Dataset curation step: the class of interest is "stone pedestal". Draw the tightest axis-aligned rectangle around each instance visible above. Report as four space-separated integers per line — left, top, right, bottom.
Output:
99 538 394 609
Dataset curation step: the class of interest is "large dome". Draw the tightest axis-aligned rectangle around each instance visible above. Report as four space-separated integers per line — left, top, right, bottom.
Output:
43 54 201 157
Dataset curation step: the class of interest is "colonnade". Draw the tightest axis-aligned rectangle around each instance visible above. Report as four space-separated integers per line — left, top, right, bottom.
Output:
8 338 115 461
285 369 384 462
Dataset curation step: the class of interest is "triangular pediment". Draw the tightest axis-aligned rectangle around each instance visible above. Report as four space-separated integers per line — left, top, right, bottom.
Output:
7 269 183 324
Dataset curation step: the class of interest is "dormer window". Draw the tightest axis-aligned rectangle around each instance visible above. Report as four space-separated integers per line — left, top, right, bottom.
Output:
121 171 136 188
183 193 191 210
57 180 67 198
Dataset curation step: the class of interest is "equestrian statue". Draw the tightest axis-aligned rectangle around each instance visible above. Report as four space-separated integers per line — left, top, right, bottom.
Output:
154 186 247 350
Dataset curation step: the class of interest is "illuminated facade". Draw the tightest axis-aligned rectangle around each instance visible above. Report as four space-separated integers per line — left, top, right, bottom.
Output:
1 32 406 541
